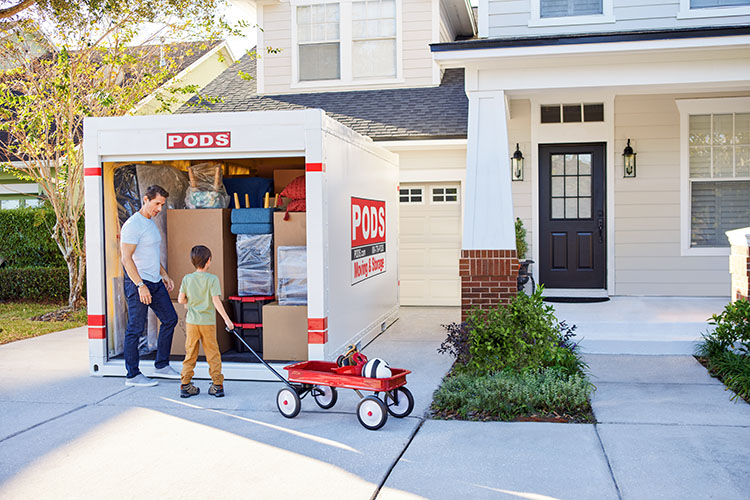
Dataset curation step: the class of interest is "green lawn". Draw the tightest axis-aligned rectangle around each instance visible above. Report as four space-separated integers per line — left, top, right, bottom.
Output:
0 302 87 345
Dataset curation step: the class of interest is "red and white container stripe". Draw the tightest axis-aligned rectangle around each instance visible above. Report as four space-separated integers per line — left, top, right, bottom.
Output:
83 109 400 380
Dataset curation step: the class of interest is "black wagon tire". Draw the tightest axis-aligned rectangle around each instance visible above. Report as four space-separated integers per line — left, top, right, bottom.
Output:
386 387 414 418
313 385 338 409
277 387 301 418
357 396 388 430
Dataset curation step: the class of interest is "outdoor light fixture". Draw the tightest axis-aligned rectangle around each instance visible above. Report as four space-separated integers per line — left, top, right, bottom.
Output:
623 138 636 178
511 143 524 181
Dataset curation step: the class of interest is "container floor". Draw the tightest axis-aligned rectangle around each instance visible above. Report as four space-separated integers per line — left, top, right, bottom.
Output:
109 351 295 364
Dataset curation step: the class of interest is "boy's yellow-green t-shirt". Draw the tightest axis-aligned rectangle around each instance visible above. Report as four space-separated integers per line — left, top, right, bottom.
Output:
179 271 221 325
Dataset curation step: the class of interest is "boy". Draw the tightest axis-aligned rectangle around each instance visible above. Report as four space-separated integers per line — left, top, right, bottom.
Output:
178 245 233 398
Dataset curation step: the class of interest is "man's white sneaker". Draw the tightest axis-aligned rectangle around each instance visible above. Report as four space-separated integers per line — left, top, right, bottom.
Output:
125 374 158 387
153 365 180 379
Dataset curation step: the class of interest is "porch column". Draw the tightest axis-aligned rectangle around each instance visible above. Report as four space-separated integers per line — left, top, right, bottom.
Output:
460 90 518 320
727 227 750 302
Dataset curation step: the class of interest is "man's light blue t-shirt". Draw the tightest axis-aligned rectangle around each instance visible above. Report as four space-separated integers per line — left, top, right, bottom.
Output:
121 212 162 282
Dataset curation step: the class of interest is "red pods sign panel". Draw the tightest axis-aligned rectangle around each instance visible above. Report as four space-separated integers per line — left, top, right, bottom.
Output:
351 197 386 285
166 131 231 149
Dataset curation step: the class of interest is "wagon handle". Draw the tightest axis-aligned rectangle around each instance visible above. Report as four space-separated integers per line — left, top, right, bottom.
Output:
226 327 297 391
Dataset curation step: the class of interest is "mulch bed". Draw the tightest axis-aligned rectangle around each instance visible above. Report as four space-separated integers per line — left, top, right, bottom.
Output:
431 408 596 424
31 307 73 322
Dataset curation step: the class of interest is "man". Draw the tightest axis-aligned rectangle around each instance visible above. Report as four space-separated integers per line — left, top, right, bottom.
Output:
120 184 179 386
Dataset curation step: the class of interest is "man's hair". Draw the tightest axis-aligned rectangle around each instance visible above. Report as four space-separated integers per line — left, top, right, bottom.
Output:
144 185 169 200
190 245 212 269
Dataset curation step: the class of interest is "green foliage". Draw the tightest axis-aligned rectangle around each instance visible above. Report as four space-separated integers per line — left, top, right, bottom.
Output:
706 299 750 354
0 266 74 301
0 206 77 267
461 287 586 376
515 217 528 260
431 368 594 421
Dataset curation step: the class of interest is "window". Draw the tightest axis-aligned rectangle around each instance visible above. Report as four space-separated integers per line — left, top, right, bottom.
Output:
549 153 592 219
690 0 750 8
541 0 602 18
541 103 604 124
399 187 423 203
431 186 459 204
297 3 340 81
25 198 41 208
294 0 399 85
352 0 396 79
678 0 750 17
0 199 20 209
678 98 750 255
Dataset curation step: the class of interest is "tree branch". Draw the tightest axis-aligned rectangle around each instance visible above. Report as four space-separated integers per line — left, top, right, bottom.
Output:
0 0 37 19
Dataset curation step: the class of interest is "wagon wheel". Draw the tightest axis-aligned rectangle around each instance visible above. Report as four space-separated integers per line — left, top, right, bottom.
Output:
385 387 414 418
313 385 338 409
277 387 301 418
357 396 388 430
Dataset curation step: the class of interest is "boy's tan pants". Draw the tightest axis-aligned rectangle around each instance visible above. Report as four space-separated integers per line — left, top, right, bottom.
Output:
181 323 224 385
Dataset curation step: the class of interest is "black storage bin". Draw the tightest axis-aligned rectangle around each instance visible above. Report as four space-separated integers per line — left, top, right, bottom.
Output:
234 323 263 354
229 295 275 324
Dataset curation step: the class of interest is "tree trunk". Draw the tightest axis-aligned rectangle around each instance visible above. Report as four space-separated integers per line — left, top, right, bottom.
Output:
53 214 86 310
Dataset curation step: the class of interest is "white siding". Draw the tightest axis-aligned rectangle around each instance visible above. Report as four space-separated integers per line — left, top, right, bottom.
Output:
486 0 750 38
509 99 533 259
261 0 435 95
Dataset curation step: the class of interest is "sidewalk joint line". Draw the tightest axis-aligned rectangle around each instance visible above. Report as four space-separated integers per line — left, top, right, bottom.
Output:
594 423 624 500
94 387 131 405
371 417 426 500
0 404 87 444
596 421 750 428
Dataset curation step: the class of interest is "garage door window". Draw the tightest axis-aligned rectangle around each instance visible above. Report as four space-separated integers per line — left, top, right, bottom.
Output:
431 186 459 204
399 187 423 203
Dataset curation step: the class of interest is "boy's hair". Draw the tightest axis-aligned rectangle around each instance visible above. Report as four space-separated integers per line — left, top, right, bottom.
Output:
190 245 212 269
144 184 169 200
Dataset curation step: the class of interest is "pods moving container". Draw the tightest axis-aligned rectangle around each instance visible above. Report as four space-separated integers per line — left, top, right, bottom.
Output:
84 110 399 380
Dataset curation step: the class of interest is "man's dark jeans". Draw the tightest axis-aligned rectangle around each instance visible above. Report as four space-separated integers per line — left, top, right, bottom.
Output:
123 276 177 379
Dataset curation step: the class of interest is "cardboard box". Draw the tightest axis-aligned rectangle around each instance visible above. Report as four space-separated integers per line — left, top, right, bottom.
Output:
273 169 305 194
273 211 306 291
262 301 308 361
170 300 233 356
166 208 236 300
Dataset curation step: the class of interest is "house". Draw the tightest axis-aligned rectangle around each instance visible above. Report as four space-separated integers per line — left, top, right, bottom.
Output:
0 37 237 209
178 0 477 306
427 1 750 315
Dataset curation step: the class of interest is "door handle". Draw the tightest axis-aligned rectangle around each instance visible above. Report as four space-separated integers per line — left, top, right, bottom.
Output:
598 211 604 244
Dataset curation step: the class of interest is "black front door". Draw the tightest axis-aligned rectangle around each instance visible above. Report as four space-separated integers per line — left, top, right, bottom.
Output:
539 143 606 289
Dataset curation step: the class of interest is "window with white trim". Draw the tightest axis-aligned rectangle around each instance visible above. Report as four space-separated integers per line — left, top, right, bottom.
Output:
431 186 459 204
297 3 341 81
294 0 399 85
690 0 750 8
541 0 602 18
0 199 20 209
688 112 750 248
399 187 423 203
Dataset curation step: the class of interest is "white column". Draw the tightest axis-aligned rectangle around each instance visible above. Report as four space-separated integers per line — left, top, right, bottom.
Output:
463 90 515 250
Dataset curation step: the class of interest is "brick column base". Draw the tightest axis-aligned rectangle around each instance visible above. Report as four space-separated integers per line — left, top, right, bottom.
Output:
730 243 749 302
459 249 520 321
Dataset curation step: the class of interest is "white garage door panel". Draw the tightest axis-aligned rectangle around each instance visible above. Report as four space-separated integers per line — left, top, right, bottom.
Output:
399 182 462 306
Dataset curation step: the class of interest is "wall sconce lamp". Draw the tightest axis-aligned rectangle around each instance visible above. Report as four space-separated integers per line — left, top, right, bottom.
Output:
623 138 636 178
511 143 524 181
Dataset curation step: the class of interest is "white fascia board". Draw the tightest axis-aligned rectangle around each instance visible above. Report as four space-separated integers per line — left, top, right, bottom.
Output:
377 138 467 151
433 34 750 66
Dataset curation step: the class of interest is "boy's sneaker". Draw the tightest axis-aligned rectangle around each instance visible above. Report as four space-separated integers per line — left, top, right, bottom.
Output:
180 383 200 398
125 374 158 387
153 365 180 379
208 384 225 398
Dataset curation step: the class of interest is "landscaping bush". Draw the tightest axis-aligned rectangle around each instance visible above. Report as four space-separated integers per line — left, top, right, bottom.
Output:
0 267 72 301
0 206 80 268
515 217 528 260
696 299 750 402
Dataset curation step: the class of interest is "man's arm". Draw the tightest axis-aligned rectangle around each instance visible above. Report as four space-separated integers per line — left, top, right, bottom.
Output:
121 242 152 305
160 264 174 292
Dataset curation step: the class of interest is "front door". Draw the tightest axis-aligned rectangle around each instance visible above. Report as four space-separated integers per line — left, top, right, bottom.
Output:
539 143 606 289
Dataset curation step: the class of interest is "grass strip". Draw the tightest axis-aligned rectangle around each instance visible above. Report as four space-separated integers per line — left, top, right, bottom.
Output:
0 301 87 345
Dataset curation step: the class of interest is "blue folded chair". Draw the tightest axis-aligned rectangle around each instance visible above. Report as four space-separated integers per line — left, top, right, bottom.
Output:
231 208 274 224
231 223 273 235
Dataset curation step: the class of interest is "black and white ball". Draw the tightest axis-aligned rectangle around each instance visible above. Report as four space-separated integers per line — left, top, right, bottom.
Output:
361 358 392 378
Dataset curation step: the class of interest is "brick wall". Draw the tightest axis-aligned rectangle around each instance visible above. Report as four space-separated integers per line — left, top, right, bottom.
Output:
459 249 519 321
729 242 749 302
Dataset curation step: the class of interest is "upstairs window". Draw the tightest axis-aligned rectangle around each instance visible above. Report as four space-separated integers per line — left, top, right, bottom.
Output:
541 0 602 18
297 3 340 81
352 0 396 79
690 0 750 8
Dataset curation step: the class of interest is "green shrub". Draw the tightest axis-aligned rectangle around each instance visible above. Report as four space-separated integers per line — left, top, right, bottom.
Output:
706 299 750 354
515 217 528 260
431 368 594 421
0 267 73 301
0 207 79 268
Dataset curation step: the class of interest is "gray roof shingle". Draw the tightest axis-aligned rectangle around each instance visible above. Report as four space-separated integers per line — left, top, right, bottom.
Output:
177 54 468 140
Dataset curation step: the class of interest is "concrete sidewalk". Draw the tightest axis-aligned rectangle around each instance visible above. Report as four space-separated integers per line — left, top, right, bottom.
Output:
1 306 749 499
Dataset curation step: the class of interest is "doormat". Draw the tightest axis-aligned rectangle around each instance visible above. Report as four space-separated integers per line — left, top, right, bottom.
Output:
543 297 610 303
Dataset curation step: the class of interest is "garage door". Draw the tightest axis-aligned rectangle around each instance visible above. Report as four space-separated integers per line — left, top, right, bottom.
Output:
399 182 462 306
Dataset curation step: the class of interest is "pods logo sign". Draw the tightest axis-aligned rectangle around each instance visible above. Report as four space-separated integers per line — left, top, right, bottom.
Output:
166 132 231 149
351 197 386 285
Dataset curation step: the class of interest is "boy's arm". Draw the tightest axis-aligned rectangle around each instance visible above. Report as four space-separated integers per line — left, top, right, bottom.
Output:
178 291 188 304
212 295 234 330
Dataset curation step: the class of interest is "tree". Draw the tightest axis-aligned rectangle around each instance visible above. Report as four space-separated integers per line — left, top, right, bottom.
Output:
0 0 241 309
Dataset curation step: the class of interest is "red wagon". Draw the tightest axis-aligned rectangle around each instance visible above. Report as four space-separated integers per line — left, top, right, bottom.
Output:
277 361 414 430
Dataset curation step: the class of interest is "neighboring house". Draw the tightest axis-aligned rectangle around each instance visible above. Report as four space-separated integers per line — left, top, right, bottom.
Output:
0 39 237 209
179 0 477 306
428 0 750 308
